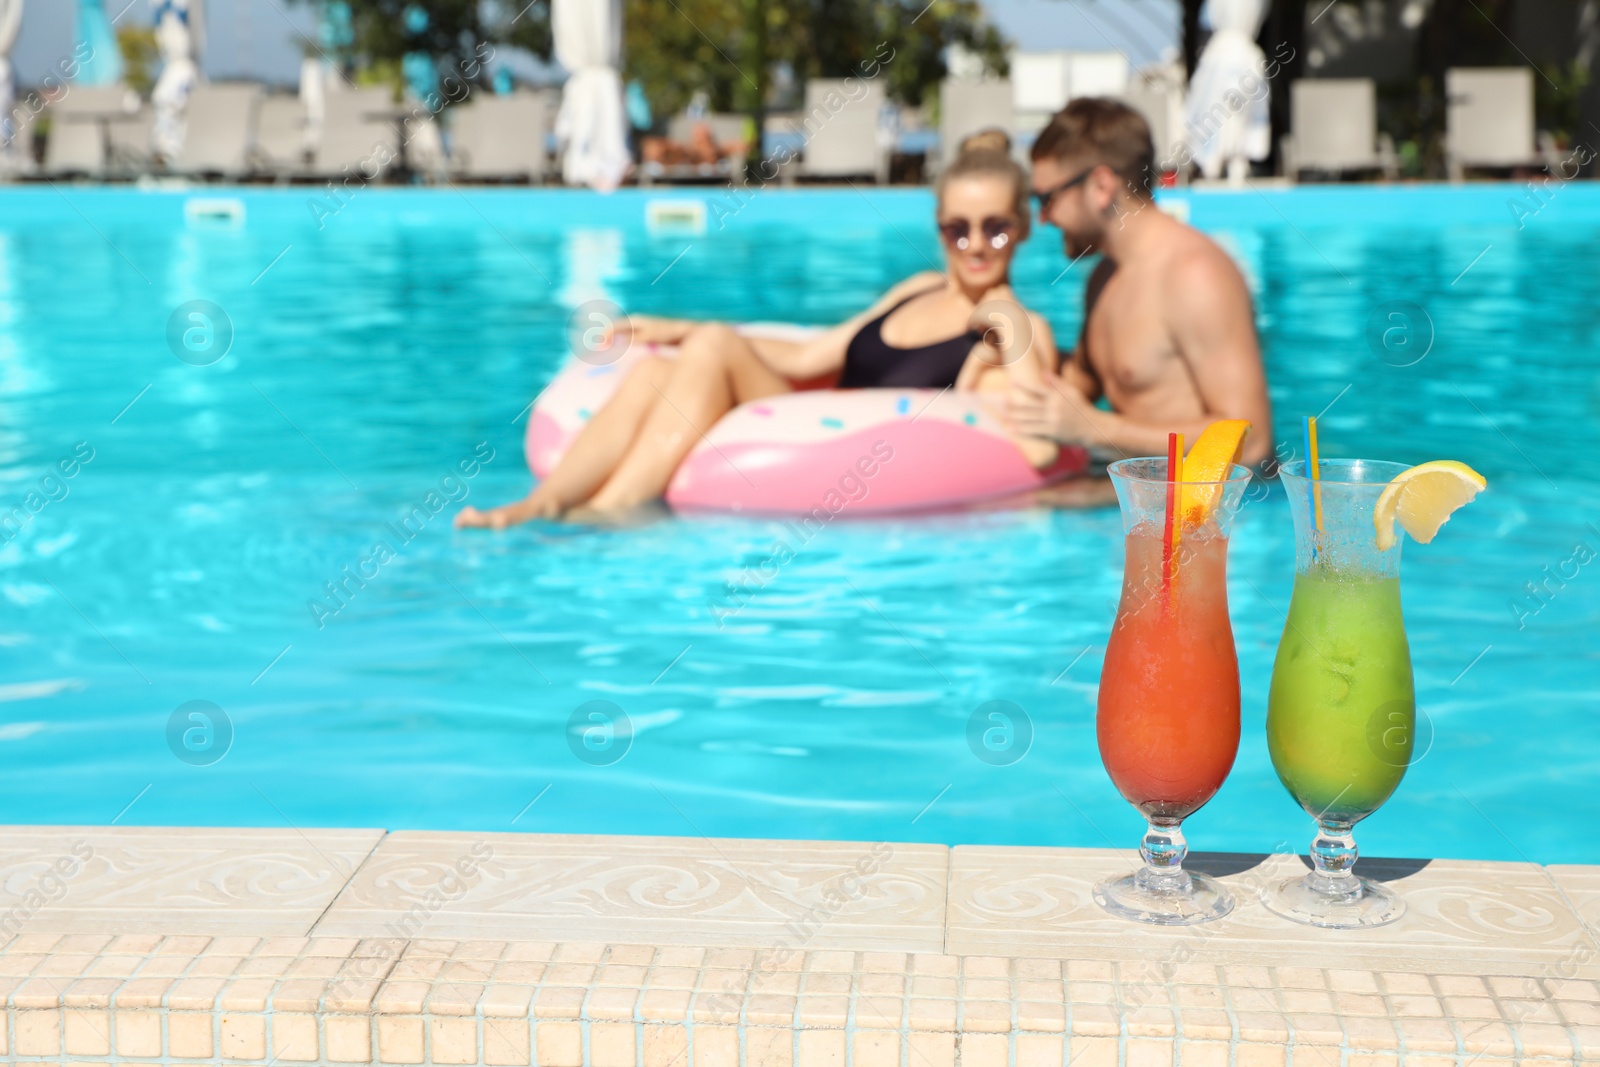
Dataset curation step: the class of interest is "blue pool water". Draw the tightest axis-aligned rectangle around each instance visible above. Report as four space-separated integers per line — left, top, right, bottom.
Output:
0 184 1593 864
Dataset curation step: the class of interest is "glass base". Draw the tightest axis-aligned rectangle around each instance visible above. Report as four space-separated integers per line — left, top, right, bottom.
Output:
1094 868 1235 926
1263 873 1405 929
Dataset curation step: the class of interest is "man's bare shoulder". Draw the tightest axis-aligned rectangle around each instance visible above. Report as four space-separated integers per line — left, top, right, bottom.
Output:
1159 222 1252 309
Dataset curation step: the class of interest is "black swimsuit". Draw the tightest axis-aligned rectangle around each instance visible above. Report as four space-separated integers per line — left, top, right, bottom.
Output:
837 288 981 389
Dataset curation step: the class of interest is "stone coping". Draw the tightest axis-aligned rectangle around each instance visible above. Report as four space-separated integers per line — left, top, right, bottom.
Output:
0 826 1596 1065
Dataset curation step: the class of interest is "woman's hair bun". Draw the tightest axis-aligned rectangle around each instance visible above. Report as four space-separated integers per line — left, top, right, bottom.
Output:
957 128 1013 158
938 126 1030 243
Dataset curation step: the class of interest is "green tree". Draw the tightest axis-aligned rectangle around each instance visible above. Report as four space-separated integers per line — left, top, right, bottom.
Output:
301 0 1002 112
294 0 551 94
622 0 1006 117
795 0 1009 106
116 26 160 98
621 0 752 120
299 0 1004 178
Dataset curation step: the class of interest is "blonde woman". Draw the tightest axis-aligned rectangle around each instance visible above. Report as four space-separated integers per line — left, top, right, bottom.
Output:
458 131 1057 528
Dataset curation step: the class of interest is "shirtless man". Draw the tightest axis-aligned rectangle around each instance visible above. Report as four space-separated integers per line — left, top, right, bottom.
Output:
1006 98 1273 469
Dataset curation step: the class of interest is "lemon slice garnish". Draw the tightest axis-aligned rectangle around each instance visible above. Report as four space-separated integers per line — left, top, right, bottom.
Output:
1373 460 1487 551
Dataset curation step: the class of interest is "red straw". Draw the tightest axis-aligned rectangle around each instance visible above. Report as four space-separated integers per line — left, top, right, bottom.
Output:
1162 432 1183 601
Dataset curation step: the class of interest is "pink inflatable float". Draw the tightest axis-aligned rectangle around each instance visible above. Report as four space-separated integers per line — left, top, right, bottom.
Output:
525 326 1089 516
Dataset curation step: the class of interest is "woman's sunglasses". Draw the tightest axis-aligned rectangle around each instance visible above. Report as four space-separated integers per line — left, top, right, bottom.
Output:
938 216 1018 252
1032 165 1095 214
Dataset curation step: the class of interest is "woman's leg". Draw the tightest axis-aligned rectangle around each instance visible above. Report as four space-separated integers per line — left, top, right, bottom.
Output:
455 356 673 528
584 324 790 513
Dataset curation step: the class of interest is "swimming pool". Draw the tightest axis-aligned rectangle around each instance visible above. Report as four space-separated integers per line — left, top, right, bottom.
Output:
0 183 1591 864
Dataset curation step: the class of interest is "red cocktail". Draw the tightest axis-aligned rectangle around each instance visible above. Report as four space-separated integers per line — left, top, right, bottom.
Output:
1094 454 1251 925
1099 527 1240 817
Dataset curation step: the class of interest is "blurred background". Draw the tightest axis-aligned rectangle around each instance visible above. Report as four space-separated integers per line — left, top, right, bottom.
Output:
2 0 1595 185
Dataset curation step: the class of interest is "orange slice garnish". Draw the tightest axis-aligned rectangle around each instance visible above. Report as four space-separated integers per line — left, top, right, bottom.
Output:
1179 419 1251 527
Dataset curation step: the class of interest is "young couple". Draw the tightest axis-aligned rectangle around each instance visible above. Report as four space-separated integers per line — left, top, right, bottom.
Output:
457 98 1272 529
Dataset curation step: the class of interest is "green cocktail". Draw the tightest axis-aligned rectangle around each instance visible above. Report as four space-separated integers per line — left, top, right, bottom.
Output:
1268 568 1414 823
1264 458 1415 929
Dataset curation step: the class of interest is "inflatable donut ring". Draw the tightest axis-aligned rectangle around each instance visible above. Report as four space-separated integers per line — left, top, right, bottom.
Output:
525 325 1089 516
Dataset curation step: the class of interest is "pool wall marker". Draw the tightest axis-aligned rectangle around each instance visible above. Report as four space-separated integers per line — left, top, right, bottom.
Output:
0 825 1595 1066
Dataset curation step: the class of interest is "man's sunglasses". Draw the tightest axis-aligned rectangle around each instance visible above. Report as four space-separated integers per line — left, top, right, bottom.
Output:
1032 165 1096 213
937 216 1018 251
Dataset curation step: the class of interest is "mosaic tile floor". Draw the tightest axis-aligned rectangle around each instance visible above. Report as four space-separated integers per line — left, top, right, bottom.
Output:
1 827 1594 1065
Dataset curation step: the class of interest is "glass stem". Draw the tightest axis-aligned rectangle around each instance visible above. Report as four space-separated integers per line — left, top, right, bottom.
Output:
1308 820 1363 901
1134 817 1193 894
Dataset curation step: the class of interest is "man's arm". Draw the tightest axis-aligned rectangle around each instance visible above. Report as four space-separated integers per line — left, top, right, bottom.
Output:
1063 395 1246 464
1006 371 1178 462
1007 250 1273 465
1162 250 1273 467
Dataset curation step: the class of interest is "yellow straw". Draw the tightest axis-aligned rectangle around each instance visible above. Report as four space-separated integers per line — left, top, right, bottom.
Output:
1306 416 1324 533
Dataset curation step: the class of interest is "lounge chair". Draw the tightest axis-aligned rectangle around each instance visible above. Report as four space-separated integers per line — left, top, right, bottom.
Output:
43 85 140 177
1005 58 1179 181
1445 67 1538 179
1122 84 1174 174
449 91 551 183
1282 78 1397 180
171 82 262 179
938 78 1014 171
639 111 746 186
1012 52 1070 113
404 110 447 182
1012 51 1130 149
758 112 808 184
798 78 888 184
251 94 309 179
106 106 154 177
1011 53 1072 156
310 87 398 180
1121 74 1186 175
1067 52 1131 98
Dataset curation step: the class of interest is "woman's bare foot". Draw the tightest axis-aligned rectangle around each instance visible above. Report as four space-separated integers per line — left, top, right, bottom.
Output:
454 491 562 529
582 484 651 516
560 504 614 525
562 499 670 527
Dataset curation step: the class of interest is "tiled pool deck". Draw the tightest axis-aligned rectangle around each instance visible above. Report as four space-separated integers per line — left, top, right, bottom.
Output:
1 828 1596 1065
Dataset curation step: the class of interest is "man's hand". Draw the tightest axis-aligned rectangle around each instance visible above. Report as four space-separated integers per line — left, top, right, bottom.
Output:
1006 370 1101 444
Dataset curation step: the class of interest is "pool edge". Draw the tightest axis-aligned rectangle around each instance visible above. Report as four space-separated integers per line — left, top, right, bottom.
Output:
0 826 1595 1063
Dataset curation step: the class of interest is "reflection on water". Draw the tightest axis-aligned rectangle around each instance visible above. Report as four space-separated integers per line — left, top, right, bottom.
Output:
558 227 626 310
